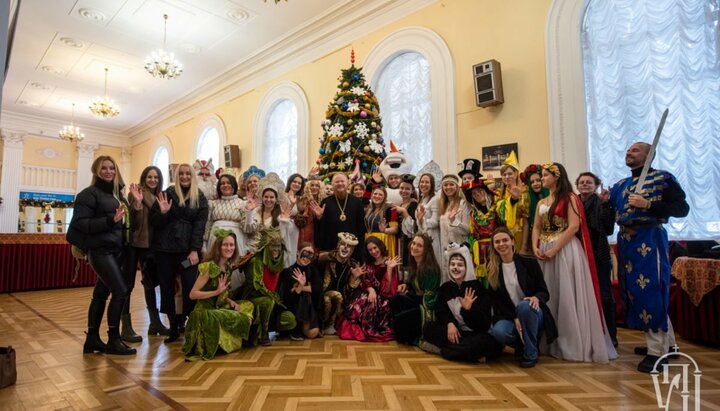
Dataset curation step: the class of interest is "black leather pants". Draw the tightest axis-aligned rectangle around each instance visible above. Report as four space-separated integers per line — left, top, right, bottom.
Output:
87 251 128 329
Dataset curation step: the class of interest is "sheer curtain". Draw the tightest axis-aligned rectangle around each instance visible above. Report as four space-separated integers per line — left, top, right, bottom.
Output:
197 127 220 164
153 146 170 189
263 99 298 180
376 52 432 174
582 0 720 239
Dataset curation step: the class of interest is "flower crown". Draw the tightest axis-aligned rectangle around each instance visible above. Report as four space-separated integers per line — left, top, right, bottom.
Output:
543 163 561 177
212 227 234 240
520 164 542 183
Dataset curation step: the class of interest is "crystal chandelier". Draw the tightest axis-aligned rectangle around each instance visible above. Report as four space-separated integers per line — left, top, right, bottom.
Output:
59 103 85 142
89 68 120 119
144 14 183 79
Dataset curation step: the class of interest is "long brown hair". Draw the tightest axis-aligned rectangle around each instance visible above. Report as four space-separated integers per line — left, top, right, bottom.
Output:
139 165 163 196
418 173 436 203
408 234 440 282
366 186 388 221
544 162 576 228
487 227 515 290
261 187 281 227
202 232 239 267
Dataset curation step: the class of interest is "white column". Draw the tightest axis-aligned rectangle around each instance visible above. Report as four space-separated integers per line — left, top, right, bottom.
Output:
120 146 132 188
75 142 99 192
0 131 25 233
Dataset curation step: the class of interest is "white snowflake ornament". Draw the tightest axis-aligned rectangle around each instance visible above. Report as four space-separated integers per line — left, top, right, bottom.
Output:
347 102 360 112
355 122 369 139
338 140 352 153
351 86 366 95
328 123 344 137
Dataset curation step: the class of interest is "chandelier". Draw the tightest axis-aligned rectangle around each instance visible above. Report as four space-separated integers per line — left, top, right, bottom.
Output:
144 14 183 79
89 68 120 119
59 103 85 142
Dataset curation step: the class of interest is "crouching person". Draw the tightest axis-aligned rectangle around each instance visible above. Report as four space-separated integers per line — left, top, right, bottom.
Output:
421 243 503 362
487 227 557 368
318 233 359 335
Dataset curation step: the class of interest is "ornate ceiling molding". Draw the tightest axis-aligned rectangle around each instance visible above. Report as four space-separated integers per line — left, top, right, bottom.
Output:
0 111 128 147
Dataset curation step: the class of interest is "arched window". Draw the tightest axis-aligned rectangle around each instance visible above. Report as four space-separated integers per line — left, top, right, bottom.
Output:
375 52 432 174
153 146 170 189
364 27 456 173
581 0 719 239
253 81 309 178
263 99 298 180
196 127 220 164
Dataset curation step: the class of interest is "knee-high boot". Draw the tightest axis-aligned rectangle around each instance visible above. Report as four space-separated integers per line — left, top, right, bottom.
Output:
147 308 170 336
83 298 107 354
121 313 143 343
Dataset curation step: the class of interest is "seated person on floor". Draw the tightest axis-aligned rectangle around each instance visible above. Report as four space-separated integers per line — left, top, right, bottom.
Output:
236 228 296 346
421 243 503 362
278 242 323 341
318 232 360 335
183 229 254 361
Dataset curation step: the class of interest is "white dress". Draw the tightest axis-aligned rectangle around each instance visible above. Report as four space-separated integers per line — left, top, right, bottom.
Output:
537 202 617 363
416 196 442 271
204 195 248 256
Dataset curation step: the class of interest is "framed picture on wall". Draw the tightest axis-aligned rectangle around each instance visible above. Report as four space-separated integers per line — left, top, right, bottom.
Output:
482 143 518 170
168 163 179 183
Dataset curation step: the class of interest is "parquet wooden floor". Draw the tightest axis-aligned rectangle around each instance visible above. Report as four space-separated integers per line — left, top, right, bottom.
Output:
1 280 718 410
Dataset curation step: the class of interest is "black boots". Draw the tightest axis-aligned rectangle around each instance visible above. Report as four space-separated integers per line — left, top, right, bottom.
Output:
164 319 180 344
83 329 107 354
121 313 143 343
147 309 170 336
106 328 137 355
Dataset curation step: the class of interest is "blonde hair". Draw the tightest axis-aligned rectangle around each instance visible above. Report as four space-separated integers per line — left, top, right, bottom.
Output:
90 156 124 199
438 177 463 216
487 227 514 290
174 163 201 208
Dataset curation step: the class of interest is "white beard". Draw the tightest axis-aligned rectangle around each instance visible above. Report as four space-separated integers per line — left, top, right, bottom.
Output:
197 179 216 201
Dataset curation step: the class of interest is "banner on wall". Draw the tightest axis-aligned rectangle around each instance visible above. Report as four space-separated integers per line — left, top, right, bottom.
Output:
19 192 75 203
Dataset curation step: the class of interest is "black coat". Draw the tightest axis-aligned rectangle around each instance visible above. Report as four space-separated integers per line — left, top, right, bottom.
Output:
278 262 323 315
66 179 125 254
150 186 208 253
490 255 558 344
435 279 492 333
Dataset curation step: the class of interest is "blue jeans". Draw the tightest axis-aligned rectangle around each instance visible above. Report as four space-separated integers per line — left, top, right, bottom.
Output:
490 300 543 360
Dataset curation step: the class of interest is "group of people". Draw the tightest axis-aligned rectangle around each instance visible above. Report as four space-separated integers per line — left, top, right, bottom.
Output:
67 141 688 373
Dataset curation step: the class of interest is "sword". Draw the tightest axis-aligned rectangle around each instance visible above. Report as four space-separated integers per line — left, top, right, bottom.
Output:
635 108 669 194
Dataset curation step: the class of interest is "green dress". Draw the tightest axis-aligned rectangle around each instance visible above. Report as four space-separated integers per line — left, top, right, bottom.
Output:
183 262 254 361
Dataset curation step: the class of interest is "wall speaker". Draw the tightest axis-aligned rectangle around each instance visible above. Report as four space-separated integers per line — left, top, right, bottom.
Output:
473 59 504 107
224 145 241 168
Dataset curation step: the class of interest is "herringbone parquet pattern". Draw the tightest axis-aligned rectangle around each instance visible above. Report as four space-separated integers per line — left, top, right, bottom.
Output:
1 281 718 410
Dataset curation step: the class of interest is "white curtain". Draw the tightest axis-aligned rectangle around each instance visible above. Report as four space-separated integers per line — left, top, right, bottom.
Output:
582 0 720 240
263 99 298 181
197 127 220 164
376 52 432 174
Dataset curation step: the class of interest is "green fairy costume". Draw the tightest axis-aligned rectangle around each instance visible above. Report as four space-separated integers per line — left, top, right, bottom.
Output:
182 260 254 361
238 227 296 345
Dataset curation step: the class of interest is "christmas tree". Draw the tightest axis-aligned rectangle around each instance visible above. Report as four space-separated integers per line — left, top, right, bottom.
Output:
316 50 386 181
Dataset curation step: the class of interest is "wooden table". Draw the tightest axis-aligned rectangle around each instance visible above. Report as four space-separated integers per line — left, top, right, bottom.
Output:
669 256 720 345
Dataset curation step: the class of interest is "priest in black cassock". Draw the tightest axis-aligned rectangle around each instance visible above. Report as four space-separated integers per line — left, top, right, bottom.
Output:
311 173 366 260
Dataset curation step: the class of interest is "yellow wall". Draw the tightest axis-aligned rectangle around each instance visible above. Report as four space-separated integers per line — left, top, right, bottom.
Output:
131 0 552 183
22 137 78 169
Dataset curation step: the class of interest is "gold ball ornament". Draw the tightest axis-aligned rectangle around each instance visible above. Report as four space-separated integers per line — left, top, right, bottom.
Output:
346 119 354 126
365 104 371 109
363 145 370 153
330 162 337 168
343 81 350 88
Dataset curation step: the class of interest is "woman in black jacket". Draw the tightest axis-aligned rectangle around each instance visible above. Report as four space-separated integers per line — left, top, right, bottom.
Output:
67 156 136 355
487 227 557 368
151 163 209 343
421 243 503 362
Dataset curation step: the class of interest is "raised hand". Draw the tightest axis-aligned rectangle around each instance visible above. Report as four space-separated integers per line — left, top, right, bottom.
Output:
246 197 258 211
372 169 383 184
599 186 610 203
351 264 367 278
113 205 125 223
280 201 292 218
217 273 229 295
397 283 408 295
379 217 387 233
308 199 325 218
386 255 401 271
157 192 172 214
292 267 307 286
309 166 320 177
129 183 143 206
415 205 426 222
460 288 477 310
508 181 521 200
448 205 460 221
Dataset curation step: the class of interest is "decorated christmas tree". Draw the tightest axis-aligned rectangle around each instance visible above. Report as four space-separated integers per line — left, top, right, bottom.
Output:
316 50 386 181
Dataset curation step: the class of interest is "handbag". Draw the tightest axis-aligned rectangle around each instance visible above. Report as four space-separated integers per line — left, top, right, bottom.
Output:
0 346 17 388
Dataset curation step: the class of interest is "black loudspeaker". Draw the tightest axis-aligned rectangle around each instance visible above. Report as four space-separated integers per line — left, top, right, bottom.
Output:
224 145 241 168
473 59 504 107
